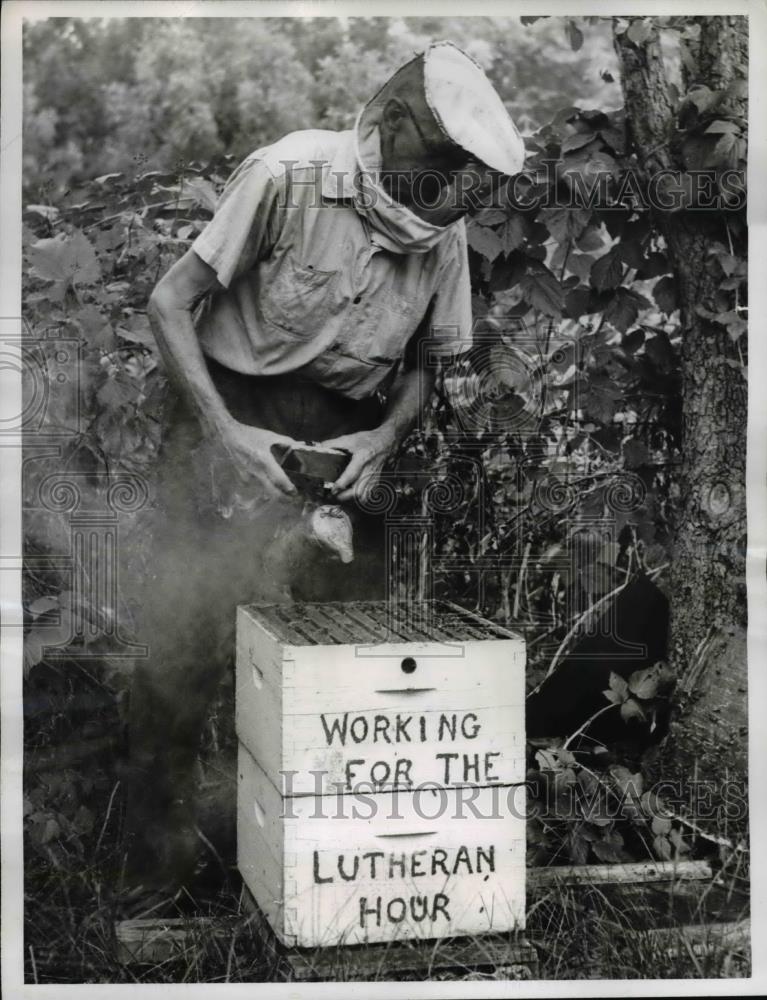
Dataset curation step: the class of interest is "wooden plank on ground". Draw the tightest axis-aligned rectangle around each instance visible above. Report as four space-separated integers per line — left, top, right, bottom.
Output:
528 860 711 889
115 917 230 965
282 933 540 982
596 878 749 928
636 919 750 959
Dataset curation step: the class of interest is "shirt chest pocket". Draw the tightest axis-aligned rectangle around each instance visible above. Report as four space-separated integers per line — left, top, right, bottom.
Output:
337 288 422 366
260 257 339 338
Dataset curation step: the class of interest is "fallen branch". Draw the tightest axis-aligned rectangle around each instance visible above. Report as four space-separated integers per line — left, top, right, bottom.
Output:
529 860 712 889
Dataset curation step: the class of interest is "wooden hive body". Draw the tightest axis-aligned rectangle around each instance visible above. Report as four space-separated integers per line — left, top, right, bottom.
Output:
236 600 526 948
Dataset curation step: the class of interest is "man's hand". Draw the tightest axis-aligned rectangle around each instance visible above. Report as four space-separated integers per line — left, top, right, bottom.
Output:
219 423 298 498
322 428 398 503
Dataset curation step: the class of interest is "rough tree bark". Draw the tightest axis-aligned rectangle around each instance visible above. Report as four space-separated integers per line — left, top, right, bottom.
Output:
613 17 748 840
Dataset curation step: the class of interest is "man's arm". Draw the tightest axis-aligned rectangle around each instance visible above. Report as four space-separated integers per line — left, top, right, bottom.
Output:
148 249 297 497
323 364 436 503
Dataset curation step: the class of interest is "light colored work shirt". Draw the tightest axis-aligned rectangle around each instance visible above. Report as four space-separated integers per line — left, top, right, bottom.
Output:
192 128 473 399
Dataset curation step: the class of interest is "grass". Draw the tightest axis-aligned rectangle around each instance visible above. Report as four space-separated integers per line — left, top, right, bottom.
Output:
24 838 750 982
526 868 750 981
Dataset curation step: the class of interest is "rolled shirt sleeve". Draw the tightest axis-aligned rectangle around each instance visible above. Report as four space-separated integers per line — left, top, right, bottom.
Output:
191 155 284 289
427 220 474 359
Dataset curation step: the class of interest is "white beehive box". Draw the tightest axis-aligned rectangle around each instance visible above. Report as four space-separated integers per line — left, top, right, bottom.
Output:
236 600 526 948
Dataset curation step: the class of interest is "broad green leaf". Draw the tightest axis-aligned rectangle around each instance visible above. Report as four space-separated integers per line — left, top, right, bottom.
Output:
584 386 617 424
29 596 59 616
651 813 672 836
473 208 508 226
97 374 138 409
628 663 661 699
73 804 95 834
562 150 621 194
623 438 650 469
669 827 691 853
593 839 624 863
704 119 740 135
471 294 489 317
603 827 625 847
645 331 676 371
467 223 504 262
627 18 653 45
568 829 590 864
682 132 721 171
652 276 678 314
590 248 623 292
710 131 738 167
561 131 598 155
499 214 529 253
535 748 561 772
539 207 591 244
622 328 645 353
94 225 126 253
23 606 74 676
685 85 716 114
28 230 101 286
604 671 629 703
564 287 592 318
28 237 75 282
620 697 647 723
25 204 60 221
609 765 644 799
576 226 606 252
565 19 584 51
725 79 748 101
183 176 219 213
636 252 670 279
641 790 664 817
576 768 599 795
598 125 625 155
726 316 747 341
540 542 564 564
617 240 644 272
653 834 673 860
577 822 601 843
604 287 651 333
714 252 739 276
567 253 595 281
117 313 156 347
490 252 526 292
64 229 102 285
42 818 62 844
526 818 548 846
555 767 578 791
598 541 621 567
75 304 114 350
518 269 564 317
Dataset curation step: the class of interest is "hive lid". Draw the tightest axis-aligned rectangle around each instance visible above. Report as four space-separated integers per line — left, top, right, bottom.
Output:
242 600 520 647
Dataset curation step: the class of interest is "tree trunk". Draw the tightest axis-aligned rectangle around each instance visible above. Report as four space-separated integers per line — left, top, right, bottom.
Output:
613 18 748 840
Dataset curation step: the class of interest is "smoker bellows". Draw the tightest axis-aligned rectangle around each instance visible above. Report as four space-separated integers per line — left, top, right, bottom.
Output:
236 600 526 948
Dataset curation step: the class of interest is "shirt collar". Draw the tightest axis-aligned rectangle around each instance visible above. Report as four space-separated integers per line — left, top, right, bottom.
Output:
320 120 454 255
321 130 359 200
